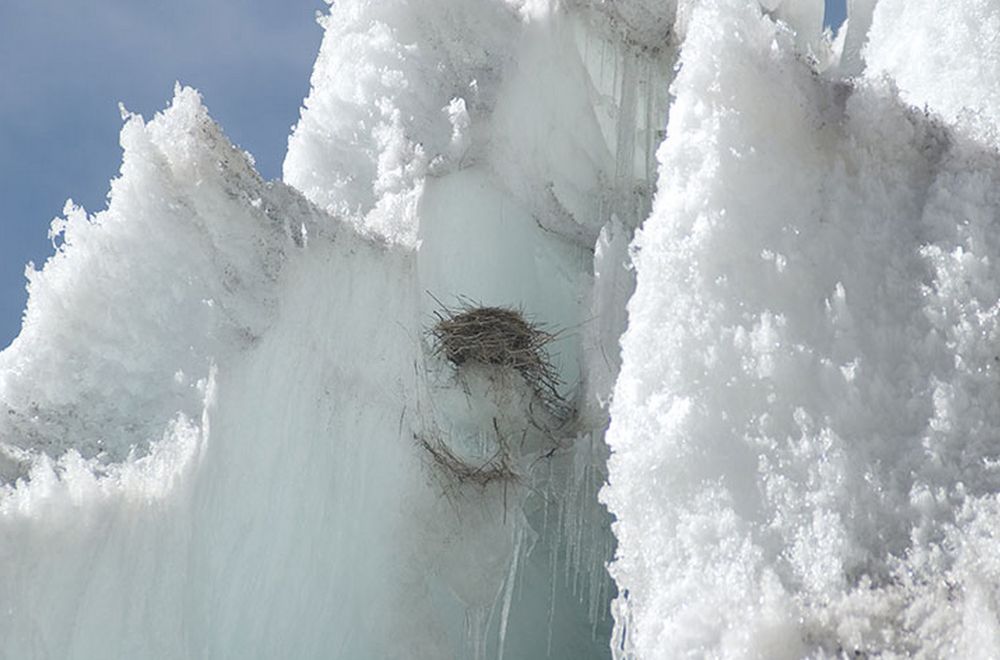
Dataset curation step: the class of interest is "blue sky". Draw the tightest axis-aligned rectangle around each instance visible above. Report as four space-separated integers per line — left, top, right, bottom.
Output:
0 0 847 349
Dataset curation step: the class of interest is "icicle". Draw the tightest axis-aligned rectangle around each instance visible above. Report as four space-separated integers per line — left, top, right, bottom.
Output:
466 607 488 660
497 524 524 660
546 546 558 658
541 456 553 537
642 57 657 186
601 37 608 90
614 47 639 221
516 523 537 602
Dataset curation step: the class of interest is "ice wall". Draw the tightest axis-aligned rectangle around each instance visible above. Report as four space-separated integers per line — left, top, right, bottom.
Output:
283 1 684 656
604 0 1000 657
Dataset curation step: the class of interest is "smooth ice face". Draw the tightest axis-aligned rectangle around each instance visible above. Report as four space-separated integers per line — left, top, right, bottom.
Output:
604 0 1000 657
282 2 680 656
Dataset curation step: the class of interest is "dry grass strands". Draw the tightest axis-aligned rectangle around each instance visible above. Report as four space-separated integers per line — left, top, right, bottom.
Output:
429 300 566 414
416 431 518 487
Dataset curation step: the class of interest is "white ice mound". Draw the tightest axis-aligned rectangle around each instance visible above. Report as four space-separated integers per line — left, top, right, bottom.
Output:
0 87 436 658
604 0 1000 657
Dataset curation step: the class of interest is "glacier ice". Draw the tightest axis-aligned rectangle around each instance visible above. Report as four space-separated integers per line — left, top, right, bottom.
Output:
6 0 1000 658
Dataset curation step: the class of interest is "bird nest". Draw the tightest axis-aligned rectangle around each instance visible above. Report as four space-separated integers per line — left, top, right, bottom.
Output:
429 301 564 412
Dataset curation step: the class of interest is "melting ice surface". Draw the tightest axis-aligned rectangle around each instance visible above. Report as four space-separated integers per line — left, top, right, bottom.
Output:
4 0 1000 658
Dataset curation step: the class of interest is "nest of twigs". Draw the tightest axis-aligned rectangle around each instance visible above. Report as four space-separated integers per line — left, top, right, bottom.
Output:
429 300 564 412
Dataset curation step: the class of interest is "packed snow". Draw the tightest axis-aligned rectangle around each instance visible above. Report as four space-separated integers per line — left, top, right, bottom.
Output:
4 0 1000 658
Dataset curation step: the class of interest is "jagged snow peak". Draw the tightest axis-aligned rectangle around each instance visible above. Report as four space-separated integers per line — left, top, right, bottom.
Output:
1 87 312 472
283 0 683 248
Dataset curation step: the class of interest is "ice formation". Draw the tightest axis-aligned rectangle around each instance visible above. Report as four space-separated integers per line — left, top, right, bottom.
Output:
5 0 1000 658
604 0 1000 657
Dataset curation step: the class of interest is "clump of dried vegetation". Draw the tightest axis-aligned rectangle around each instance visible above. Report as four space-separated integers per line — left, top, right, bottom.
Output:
429 299 564 412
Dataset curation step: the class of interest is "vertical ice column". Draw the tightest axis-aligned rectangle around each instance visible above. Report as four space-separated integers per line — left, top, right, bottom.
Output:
838 0 878 76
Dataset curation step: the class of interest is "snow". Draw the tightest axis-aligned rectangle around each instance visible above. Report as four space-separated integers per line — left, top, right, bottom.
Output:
603 0 1000 656
836 0 877 76
1 87 303 471
283 0 523 246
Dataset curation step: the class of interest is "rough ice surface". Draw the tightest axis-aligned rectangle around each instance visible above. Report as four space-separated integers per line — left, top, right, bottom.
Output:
7 0 1000 657
603 0 1000 657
